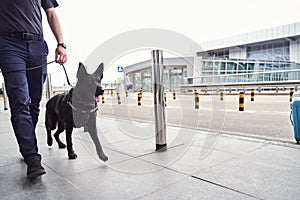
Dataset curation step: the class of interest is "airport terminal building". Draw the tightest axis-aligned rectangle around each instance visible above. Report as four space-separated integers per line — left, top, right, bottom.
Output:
124 22 300 91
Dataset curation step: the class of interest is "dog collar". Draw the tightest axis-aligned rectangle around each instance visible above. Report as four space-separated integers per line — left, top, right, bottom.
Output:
67 101 98 114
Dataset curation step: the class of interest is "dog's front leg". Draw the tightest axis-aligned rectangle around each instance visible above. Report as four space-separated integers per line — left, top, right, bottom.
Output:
65 123 77 159
87 115 108 162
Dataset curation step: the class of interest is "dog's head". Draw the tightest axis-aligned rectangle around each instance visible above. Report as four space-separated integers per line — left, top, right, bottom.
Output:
76 62 104 101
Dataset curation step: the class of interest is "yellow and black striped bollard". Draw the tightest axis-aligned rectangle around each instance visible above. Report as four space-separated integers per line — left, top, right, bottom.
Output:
117 93 121 105
150 87 153 93
290 88 294 102
239 92 244 111
195 92 200 109
139 88 143 99
101 94 105 104
164 93 167 107
138 93 142 106
110 89 113 97
251 89 255 101
125 90 128 97
173 90 176 100
220 89 224 101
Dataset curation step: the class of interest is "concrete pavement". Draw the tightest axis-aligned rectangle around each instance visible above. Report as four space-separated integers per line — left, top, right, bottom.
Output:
1 99 300 200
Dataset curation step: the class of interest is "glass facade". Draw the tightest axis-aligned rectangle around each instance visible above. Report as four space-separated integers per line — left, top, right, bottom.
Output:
207 49 229 59
197 38 298 84
128 67 186 92
130 71 151 92
246 39 290 61
197 59 298 84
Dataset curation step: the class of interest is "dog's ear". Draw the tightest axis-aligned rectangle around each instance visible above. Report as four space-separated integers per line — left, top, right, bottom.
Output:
94 63 104 78
77 62 87 79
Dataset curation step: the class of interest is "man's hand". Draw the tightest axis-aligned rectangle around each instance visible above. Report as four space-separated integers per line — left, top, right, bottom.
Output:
55 46 67 64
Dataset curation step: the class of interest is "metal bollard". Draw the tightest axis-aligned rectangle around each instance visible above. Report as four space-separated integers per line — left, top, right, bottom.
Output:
2 83 8 110
152 50 166 151
220 89 224 101
195 92 200 109
290 88 295 102
251 89 255 101
173 90 176 100
45 73 53 99
102 94 105 104
239 92 244 111
117 93 121 105
138 92 142 106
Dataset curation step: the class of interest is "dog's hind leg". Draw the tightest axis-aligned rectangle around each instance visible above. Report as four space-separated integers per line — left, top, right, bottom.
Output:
87 116 108 162
54 121 66 149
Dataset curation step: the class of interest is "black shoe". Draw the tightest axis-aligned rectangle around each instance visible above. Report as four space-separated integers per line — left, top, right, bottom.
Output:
27 160 46 180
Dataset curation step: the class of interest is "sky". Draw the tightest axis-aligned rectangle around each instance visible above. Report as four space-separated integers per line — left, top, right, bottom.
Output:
1 0 300 86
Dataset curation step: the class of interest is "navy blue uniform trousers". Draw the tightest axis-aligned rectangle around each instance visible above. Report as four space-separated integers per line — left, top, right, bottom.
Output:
0 36 48 164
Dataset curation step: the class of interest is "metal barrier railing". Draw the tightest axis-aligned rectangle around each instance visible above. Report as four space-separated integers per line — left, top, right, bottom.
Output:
190 69 300 85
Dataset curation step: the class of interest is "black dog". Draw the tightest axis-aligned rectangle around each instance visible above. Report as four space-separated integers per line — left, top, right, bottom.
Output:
45 62 108 161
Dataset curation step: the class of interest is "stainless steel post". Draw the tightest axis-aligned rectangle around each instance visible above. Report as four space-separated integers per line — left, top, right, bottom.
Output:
152 50 167 151
2 83 8 110
45 73 53 99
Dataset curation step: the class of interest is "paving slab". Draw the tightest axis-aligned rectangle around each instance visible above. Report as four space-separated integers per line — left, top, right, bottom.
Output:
194 144 300 200
138 177 256 200
65 159 187 200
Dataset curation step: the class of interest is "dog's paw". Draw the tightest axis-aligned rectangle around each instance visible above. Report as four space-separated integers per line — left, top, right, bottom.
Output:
68 152 78 159
98 153 108 162
58 143 66 149
47 137 53 146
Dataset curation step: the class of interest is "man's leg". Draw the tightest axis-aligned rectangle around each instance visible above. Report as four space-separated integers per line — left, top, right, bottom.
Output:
27 40 48 128
0 37 45 179
2 69 42 164
27 70 46 128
